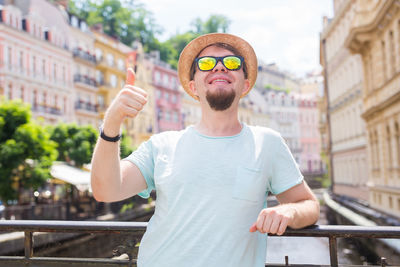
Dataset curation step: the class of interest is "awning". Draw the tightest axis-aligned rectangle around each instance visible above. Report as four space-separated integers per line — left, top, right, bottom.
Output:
50 162 91 192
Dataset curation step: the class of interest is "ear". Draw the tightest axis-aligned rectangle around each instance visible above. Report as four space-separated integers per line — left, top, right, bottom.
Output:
188 80 199 98
241 79 251 97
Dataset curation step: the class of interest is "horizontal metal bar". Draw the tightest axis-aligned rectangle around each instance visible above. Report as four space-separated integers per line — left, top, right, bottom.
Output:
1 221 400 239
0 220 148 234
277 224 400 239
0 256 133 267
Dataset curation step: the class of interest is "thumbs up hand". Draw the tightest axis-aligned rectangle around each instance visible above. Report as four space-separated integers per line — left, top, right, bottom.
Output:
102 68 148 135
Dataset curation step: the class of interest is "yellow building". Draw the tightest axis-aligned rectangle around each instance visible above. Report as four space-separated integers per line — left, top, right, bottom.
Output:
126 45 156 148
180 85 201 128
92 29 130 124
345 0 400 216
68 14 98 127
320 0 368 201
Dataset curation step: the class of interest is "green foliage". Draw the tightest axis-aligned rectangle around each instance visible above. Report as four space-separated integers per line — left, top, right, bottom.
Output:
161 14 231 69
49 124 98 167
0 99 57 203
120 130 134 158
69 0 161 48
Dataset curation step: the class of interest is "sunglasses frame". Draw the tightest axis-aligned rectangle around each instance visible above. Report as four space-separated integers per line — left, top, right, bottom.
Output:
195 55 244 72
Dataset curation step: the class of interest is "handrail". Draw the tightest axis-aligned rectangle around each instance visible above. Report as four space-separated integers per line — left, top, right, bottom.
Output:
0 221 398 267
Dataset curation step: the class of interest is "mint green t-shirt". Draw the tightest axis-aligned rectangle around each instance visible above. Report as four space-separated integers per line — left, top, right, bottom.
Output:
124 124 303 267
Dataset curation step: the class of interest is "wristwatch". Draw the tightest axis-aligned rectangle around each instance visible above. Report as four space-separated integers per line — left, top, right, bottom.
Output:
99 126 121 142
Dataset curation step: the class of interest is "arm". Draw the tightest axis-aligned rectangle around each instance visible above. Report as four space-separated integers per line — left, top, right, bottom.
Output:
91 68 148 203
249 181 320 235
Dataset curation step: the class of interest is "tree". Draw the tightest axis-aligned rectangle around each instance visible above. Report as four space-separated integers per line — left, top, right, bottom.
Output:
68 0 162 49
161 14 231 69
0 99 57 203
49 124 98 167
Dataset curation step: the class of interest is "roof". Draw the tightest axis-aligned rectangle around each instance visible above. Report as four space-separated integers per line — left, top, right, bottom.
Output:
50 162 91 192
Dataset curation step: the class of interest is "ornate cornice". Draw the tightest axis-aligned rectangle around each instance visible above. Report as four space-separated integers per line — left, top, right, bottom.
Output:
345 0 400 54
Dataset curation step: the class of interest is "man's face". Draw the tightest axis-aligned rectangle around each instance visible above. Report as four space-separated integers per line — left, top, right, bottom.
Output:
189 45 250 111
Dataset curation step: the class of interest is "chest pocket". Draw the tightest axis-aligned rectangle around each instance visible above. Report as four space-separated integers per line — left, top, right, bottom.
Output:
232 166 266 203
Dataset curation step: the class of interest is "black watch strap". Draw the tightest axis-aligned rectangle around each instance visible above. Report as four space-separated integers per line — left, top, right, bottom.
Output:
100 127 121 142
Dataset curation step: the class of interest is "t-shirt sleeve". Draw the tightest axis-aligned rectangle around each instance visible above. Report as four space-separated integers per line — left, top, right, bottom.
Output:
267 132 304 195
122 139 155 199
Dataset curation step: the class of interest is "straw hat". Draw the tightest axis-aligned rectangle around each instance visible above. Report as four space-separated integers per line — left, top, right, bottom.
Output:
178 33 258 100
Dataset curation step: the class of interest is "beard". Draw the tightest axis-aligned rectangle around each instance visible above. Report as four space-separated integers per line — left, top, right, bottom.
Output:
206 88 236 111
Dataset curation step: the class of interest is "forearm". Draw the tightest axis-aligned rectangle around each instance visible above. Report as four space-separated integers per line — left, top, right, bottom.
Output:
90 122 123 202
286 199 320 229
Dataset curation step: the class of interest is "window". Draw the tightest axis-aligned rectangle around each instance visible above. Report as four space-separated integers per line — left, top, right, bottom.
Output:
110 74 117 88
156 90 161 99
32 56 36 75
19 51 23 69
117 59 124 70
155 71 161 84
165 92 169 101
163 74 169 87
42 59 46 76
7 47 12 68
62 66 66 83
106 54 114 66
95 48 103 61
171 94 177 104
53 63 57 81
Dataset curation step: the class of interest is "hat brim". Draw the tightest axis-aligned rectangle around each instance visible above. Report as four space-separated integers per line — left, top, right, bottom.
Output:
178 33 258 100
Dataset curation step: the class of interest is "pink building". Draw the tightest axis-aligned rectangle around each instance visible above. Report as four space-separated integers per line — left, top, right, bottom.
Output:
0 1 74 124
298 94 323 174
153 60 182 132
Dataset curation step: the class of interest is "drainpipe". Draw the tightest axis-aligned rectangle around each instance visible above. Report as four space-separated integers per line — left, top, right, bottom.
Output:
322 38 335 192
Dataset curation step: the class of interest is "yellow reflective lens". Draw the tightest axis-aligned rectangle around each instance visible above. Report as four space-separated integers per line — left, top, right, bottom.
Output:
223 56 241 70
198 57 216 71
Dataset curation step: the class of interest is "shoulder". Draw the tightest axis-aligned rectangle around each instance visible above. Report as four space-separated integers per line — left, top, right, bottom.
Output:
246 125 282 141
148 128 190 147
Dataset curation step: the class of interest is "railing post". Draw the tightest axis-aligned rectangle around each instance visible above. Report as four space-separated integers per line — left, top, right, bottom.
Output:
329 236 338 267
24 231 33 259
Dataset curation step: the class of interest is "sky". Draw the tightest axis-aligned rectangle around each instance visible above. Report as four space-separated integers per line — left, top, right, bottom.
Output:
142 0 334 78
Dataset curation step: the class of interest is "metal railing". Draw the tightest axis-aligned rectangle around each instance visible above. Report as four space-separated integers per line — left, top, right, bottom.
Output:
0 221 399 267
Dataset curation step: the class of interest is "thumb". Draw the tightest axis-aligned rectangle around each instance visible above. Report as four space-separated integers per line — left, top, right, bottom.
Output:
126 67 135 86
249 222 257 232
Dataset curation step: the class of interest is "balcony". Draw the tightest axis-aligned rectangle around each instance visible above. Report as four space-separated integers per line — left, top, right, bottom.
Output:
72 48 97 64
73 74 98 90
0 221 397 267
75 101 98 113
32 104 62 116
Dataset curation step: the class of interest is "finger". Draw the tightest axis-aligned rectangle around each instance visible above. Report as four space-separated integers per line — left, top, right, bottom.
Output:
123 97 144 111
124 85 148 98
249 223 257 232
277 217 289 236
262 214 273 233
268 215 282 234
126 68 135 86
122 106 139 118
121 88 147 105
256 213 266 233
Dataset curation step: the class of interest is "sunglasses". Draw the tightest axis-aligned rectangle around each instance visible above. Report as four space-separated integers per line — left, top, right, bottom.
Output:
195 55 244 71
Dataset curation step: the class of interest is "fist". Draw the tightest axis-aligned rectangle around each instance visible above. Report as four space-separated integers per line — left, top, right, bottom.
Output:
249 206 295 235
104 68 148 125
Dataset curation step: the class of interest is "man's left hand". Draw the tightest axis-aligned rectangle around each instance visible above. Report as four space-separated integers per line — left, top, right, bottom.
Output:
249 205 296 235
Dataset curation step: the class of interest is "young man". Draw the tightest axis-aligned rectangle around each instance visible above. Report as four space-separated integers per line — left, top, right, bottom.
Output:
91 33 320 267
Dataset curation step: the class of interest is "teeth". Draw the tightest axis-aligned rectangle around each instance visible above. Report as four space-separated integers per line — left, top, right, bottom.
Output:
214 79 228 82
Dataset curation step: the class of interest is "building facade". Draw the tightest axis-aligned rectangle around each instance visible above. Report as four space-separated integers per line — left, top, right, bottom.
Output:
345 0 400 216
0 0 74 124
152 55 181 133
320 0 369 201
298 94 322 175
68 13 98 127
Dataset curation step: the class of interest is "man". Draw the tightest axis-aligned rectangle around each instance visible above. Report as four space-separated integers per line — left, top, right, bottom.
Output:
91 33 320 267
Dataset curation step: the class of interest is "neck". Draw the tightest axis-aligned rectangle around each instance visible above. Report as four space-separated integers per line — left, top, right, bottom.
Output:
195 102 242 136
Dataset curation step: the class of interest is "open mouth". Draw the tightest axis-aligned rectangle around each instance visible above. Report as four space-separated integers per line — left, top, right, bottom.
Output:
209 77 232 84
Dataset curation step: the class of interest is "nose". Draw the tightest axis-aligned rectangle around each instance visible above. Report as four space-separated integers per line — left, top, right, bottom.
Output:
212 59 228 73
